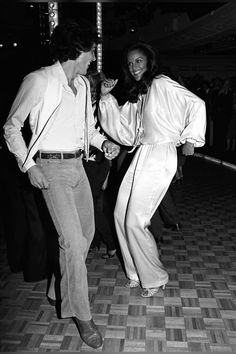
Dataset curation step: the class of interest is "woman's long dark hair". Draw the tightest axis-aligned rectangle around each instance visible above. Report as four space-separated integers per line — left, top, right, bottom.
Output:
122 42 160 103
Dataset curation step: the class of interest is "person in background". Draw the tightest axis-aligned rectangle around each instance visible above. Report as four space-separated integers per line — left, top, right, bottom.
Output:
172 146 186 184
98 41 206 298
84 70 118 258
150 185 181 243
3 19 120 349
1 135 54 282
226 88 236 152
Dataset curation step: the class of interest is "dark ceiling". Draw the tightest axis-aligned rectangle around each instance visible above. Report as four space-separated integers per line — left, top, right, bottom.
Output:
100 1 236 55
0 1 236 56
101 2 225 36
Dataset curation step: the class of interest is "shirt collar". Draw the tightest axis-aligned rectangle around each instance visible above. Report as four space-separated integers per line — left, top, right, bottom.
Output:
52 61 69 86
53 61 85 88
74 75 86 87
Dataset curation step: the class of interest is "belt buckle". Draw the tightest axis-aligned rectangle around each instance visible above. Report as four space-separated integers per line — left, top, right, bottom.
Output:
49 153 60 159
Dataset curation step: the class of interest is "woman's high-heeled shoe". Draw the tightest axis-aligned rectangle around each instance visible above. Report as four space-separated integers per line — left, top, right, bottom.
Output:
124 279 140 288
141 284 166 298
102 249 116 259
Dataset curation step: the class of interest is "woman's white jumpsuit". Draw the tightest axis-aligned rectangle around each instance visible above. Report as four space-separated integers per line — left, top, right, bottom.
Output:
99 75 206 289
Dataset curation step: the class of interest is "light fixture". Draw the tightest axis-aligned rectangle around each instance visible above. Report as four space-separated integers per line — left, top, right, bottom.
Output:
96 2 102 73
48 2 58 36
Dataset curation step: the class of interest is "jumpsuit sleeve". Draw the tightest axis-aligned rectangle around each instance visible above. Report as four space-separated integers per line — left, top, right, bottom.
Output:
178 85 206 148
98 93 138 146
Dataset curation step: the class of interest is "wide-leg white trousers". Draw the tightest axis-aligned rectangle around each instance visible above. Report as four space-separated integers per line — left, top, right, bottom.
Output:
114 142 177 288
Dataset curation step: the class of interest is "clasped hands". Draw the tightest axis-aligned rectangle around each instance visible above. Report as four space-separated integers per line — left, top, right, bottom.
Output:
102 140 120 160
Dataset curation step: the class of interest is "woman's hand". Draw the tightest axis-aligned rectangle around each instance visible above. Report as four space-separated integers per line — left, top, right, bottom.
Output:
101 78 118 96
182 142 195 156
102 140 120 160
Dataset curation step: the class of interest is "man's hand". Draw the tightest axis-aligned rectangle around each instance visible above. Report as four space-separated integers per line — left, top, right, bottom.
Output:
102 140 120 160
182 142 195 156
101 78 118 96
27 165 49 189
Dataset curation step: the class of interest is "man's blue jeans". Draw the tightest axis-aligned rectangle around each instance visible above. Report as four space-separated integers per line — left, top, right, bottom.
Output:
37 156 94 321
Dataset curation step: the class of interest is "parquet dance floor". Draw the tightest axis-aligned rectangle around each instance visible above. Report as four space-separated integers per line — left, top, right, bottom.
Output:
0 156 236 352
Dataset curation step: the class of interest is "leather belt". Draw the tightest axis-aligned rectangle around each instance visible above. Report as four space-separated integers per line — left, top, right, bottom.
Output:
36 150 83 159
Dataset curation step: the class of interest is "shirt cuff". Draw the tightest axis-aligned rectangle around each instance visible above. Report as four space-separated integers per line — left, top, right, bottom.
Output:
91 134 107 152
186 138 196 144
21 159 36 173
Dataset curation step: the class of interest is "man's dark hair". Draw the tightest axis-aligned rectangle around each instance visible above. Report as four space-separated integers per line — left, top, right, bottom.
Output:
50 19 99 62
122 42 160 103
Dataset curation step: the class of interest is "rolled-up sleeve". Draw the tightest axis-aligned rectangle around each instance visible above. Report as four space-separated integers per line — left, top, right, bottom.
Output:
3 73 45 171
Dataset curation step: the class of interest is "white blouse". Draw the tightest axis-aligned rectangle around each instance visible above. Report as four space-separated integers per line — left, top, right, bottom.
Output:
99 75 206 148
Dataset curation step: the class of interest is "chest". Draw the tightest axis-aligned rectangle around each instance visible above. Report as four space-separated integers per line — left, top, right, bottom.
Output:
69 82 77 96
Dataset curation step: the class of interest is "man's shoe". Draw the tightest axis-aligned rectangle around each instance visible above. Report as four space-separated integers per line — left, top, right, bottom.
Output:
74 318 103 349
102 249 116 259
